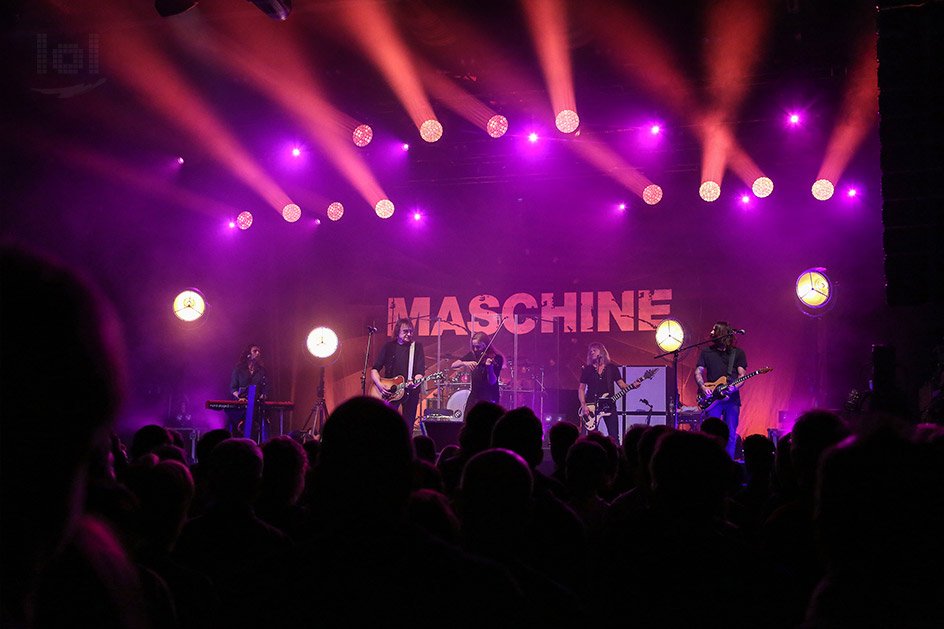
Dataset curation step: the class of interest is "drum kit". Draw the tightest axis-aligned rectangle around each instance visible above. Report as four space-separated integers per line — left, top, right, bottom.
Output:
423 356 545 421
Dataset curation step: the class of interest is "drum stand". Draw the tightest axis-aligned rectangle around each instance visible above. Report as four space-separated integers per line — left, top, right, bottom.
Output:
303 366 330 439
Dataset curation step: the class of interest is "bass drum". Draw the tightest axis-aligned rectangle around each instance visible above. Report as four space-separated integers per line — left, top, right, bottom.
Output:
446 389 470 420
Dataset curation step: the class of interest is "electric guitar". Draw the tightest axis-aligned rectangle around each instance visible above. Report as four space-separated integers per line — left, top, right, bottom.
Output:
697 367 773 413
582 368 658 431
370 371 445 403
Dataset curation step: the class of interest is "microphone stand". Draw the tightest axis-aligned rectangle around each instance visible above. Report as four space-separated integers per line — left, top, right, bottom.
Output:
654 332 735 428
361 325 377 395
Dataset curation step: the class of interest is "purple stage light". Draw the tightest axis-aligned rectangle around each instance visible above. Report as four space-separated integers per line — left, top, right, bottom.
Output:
650 124 660 135
741 194 750 204
618 202 626 211
413 211 422 221
401 143 410 151
291 147 301 157
789 113 800 124
228 221 236 229
177 157 184 165
528 132 539 143
847 188 858 197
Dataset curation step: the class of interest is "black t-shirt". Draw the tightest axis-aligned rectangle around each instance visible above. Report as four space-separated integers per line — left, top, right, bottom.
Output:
579 363 622 402
461 351 504 405
373 341 426 380
696 345 748 405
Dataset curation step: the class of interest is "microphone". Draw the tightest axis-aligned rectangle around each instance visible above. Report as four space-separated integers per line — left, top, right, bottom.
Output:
640 398 652 407
732 329 746 335
366 325 378 333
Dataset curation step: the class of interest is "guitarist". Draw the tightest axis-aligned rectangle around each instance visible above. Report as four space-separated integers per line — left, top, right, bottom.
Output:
578 343 631 438
694 321 747 458
370 318 426 424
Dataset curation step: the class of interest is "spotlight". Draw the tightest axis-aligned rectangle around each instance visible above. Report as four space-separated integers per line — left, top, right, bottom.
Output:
650 124 661 135
789 113 800 124
528 132 539 143
228 221 236 229
353 124 373 147
176 157 185 165
327 202 344 221
487 115 509 138
401 143 410 151
741 195 751 204
306 326 340 361
248 0 292 21
643 184 663 205
699 181 721 202
236 211 253 230
847 188 858 197
413 211 422 221
655 319 685 352
173 289 206 322
752 176 774 198
155 0 197 18
375 199 395 219
812 179 835 201
796 268 832 313
420 120 443 143
282 203 301 223
291 147 301 157
555 110 580 134
618 202 626 211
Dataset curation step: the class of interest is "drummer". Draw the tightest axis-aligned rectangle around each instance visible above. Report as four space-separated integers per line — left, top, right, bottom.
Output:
451 332 504 417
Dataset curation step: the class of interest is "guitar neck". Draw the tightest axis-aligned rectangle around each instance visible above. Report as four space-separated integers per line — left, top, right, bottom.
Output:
728 369 767 389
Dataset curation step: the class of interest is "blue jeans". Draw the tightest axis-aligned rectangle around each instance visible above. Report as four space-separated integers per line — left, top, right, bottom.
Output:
705 399 740 459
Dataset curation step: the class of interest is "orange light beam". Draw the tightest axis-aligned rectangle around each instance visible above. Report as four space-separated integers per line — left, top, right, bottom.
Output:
179 15 389 209
566 134 660 200
704 0 772 118
416 58 499 130
702 0 772 186
521 0 577 119
337 0 437 133
817 34 879 184
87 3 293 213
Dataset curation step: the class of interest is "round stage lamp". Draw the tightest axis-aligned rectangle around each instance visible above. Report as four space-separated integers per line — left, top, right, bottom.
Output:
173 289 206 322
796 268 832 309
306 326 340 361
655 318 685 352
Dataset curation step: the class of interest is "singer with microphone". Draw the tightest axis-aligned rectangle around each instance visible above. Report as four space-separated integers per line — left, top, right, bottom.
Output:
694 321 748 458
228 343 267 435
452 331 504 416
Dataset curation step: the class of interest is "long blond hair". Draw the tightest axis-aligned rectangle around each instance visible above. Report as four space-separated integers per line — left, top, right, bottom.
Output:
586 342 611 366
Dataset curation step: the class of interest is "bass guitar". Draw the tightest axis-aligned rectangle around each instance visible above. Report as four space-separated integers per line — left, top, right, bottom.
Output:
698 367 773 413
582 368 658 431
370 371 445 403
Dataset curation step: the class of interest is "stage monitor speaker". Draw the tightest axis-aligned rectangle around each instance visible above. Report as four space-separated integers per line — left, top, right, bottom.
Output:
420 420 463 451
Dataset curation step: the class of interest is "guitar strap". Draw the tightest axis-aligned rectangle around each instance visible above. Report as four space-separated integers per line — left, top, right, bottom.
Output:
407 342 416 383
726 350 737 380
